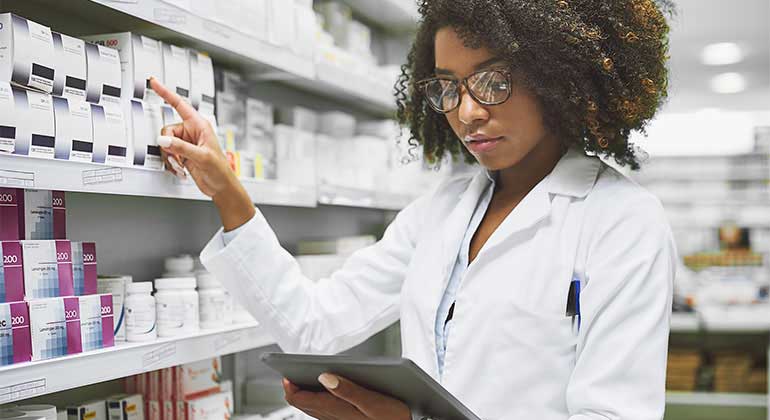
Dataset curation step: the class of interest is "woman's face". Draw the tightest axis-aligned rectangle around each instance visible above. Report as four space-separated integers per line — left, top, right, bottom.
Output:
434 27 558 170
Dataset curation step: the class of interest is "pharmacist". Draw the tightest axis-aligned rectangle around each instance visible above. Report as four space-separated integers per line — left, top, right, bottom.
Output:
151 1 677 418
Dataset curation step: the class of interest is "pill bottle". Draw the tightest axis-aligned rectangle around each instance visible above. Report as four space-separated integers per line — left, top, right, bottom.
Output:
196 271 233 329
163 254 195 277
154 277 199 337
125 282 157 342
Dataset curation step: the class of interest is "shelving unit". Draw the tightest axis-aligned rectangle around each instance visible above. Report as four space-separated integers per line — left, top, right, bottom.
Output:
1 0 398 115
0 155 318 208
0 323 274 405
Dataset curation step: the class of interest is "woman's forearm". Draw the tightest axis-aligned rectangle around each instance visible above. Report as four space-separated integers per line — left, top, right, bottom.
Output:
213 180 256 232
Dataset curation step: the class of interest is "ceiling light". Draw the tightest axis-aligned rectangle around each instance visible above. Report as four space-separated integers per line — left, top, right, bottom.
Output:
709 72 747 94
701 42 744 66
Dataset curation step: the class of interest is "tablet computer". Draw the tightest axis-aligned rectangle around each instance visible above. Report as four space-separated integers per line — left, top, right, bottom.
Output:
260 352 480 420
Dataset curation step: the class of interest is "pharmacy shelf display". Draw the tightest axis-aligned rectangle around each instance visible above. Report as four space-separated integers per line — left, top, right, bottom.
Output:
3 0 397 115
0 323 274 405
0 155 318 208
666 392 767 408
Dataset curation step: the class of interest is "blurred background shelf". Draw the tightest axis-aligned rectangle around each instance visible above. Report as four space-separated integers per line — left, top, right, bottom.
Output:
666 392 767 408
318 184 416 210
337 0 419 31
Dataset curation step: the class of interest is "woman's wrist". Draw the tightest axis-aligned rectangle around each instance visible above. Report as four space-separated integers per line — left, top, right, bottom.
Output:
213 176 256 232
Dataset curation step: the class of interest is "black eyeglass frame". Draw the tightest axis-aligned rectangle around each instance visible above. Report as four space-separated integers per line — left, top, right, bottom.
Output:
416 69 513 114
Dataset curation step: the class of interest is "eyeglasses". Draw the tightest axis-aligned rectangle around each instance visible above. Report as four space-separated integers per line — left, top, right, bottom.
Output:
417 69 512 114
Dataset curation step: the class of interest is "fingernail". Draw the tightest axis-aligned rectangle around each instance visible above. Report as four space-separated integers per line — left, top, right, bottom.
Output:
157 135 173 148
318 373 339 390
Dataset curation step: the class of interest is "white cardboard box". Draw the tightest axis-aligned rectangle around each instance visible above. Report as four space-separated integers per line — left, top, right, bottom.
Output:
0 13 55 93
0 81 18 153
67 400 107 420
83 33 163 103
126 99 163 170
106 394 144 420
12 88 55 159
28 296 81 361
21 239 74 299
161 43 191 103
53 96 94 162
91 101 128 166
97 275 132 342
85 42 122 105
52 32 87 100
189 50 215 113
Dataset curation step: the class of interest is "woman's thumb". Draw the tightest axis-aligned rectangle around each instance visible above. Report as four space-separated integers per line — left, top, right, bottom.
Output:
157 135 207 163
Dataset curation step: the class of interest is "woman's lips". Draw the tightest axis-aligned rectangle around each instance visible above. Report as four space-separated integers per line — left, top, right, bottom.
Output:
465 136 503 153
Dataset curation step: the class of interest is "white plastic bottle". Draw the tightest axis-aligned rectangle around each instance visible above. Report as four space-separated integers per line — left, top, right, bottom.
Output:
154 277 199 337
197 271 233 329
163 254 195 278
125 282 157 342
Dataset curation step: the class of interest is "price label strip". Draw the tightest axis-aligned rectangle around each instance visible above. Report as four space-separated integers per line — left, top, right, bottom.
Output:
0 378 46 403
142 342 177 368
0 168 34 188
82 167 123 186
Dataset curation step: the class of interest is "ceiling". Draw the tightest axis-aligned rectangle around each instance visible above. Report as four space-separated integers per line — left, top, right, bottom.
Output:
664 0 769 112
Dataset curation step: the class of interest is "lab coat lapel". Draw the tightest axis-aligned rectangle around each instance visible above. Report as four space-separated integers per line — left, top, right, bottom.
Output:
438 171 491 287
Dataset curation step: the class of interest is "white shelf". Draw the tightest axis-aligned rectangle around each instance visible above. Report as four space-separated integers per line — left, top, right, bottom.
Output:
0 322 275 404
285 59 396 115
89 0 315 79
670 312 699 333
666 392 767 408
0 154 318 208
318 184 415 211
338 0 419 30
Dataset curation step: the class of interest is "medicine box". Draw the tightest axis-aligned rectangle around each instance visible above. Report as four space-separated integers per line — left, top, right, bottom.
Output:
179 357 223 400
0 301 31 365
126 99 163 170
78 293 114 352
85 42 122 105
53 96 94 163
0 82 18 153
29 296 82 361
189 50 215 114
97 275 131 341
13 87 55 159
0 241 24 303
52 32 87 100
21 239 74 299
161 43 191 103
106 394 144 420
83 33 163 103
91 101 128 166
67 400 107 420
72 242 97 296
0 13 55 93
185 390 233 420
0 188 66 241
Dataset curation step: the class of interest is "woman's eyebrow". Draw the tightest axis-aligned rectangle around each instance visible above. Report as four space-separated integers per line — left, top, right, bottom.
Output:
434 57 505 76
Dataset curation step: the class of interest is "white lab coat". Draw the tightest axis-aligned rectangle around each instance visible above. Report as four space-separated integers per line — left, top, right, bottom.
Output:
200 148 677 420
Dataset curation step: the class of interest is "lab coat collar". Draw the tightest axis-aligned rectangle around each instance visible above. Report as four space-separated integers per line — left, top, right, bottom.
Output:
545 148 603 198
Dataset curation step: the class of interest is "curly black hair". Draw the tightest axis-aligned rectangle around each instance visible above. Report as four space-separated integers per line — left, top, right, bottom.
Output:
395 0 675 169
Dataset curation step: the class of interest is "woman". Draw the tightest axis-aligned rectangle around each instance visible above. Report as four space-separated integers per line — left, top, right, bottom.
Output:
151 0 677 419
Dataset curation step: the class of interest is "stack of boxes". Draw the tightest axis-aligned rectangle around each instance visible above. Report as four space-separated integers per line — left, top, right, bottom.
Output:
0 188 113 366
124 357 233 420
665 350 702 391
0 13 217 174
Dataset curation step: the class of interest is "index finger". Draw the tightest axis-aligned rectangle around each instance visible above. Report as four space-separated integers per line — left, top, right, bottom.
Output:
149 76 198 121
